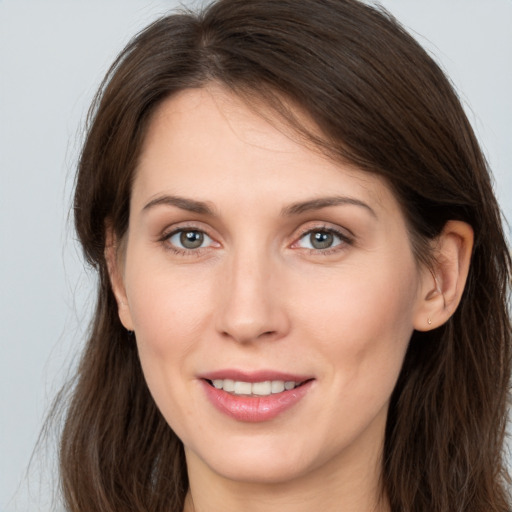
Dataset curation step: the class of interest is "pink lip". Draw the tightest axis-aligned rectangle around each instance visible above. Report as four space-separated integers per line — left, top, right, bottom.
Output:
200 369 311 383
199 370 314 423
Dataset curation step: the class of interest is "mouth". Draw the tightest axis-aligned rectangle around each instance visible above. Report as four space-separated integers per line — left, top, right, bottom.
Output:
205 378 311 397
200 372 314 422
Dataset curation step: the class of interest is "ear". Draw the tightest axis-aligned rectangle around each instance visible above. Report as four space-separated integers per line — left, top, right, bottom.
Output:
413 220 474 331
105 225 134 331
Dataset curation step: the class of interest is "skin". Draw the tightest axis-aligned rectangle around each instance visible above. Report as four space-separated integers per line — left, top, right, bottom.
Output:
108 86 473 512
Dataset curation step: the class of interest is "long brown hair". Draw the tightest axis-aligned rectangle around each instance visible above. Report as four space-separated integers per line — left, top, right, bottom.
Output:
60 0 511 510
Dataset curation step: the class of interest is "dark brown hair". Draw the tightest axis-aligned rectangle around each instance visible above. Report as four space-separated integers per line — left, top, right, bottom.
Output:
60 0 511 510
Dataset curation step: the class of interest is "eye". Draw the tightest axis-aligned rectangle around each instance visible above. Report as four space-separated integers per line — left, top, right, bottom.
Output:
296 229 347 251
167 229 214 250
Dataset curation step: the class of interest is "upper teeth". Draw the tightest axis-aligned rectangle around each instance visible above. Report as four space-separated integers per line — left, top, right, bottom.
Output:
211 379 299 396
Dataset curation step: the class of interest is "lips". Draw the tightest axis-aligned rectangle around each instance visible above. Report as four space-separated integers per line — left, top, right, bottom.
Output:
199 370 314 422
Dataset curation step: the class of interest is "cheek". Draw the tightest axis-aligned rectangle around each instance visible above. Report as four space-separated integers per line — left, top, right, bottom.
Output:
124 261 216 429
290 260 418 448
293 256 418 386
126 258 214 357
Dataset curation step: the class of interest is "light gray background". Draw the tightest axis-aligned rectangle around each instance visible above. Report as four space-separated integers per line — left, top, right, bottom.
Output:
1 1 511 510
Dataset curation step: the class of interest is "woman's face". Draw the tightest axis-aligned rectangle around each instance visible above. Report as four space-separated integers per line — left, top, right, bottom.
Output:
114 87 429 485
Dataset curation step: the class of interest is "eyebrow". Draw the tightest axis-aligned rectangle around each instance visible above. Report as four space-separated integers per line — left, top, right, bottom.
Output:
281 196 377 218
142 194 376 218
142 195 216 215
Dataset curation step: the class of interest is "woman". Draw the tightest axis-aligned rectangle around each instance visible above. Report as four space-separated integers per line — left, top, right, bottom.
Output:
59 0 511 510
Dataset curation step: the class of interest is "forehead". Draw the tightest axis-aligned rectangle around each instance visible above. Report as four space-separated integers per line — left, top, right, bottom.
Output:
133 86 395 216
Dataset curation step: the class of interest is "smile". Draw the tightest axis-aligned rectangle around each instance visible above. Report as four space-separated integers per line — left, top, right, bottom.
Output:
200 372 314 422
209 379 302 396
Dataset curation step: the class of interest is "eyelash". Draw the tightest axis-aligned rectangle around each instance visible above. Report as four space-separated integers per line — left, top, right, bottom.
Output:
159 225 216 257
293 225 354 256
159 224 354 257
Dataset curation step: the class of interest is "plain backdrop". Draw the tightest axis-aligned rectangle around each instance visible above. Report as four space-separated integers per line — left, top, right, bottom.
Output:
1 1 511 510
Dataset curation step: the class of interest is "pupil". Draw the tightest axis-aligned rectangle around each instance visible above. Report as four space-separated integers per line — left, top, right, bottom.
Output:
311 231 333 249
180 231 203 249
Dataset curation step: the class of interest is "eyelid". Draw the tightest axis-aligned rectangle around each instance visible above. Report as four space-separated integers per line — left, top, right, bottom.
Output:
159 221 215 240
159 222 221 255
293 222 354 242
290 223 355 253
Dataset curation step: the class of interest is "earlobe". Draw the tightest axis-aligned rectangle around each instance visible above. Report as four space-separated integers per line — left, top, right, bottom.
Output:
105 226 134 331
414 220 474 332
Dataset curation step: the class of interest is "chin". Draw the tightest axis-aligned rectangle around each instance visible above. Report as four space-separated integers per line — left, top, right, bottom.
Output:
205 455 312 485
184 434 336 486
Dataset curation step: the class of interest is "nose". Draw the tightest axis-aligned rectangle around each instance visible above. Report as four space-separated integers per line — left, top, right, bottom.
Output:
215 248 290 344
